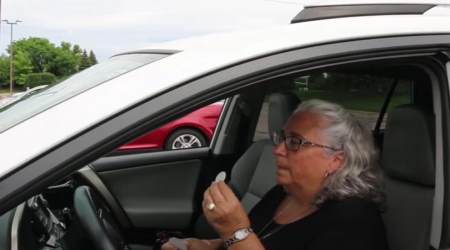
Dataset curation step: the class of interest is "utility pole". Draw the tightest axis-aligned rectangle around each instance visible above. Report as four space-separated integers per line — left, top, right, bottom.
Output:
2 19 22 95
0 1 2 92
0 1 2 43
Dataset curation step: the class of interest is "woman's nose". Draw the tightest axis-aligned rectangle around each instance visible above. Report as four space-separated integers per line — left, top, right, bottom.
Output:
273 141 287 156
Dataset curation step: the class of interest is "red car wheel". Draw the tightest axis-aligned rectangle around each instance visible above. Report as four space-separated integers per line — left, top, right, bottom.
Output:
165 129 207 150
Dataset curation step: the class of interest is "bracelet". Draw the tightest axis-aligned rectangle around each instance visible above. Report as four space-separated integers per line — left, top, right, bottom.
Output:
223 227 253 248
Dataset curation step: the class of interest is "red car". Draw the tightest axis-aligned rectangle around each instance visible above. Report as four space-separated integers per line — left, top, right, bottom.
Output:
118 101 224 151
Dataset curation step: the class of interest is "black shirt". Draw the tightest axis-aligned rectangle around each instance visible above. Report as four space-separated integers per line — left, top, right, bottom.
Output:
249 186 389 250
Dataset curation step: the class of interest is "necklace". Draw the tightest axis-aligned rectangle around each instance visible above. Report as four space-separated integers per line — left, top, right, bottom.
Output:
257 198 315 241
257 207 290 241
258 222 286 240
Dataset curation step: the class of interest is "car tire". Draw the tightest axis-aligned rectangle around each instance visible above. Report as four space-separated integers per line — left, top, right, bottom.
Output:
165 129 207 150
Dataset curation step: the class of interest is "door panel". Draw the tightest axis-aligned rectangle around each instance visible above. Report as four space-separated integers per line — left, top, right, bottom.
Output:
91 148 209 230
97 160 201 229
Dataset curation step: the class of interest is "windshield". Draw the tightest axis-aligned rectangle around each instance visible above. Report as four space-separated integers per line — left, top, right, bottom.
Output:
0 85 49 109
0 53 169 133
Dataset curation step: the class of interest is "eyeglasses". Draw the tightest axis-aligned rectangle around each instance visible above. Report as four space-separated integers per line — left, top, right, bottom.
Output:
272 130 341 152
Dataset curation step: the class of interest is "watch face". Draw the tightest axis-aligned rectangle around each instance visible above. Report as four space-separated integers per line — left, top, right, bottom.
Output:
235 229 248 240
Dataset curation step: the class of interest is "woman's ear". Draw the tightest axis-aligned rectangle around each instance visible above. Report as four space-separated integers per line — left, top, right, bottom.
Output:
328 151 345 173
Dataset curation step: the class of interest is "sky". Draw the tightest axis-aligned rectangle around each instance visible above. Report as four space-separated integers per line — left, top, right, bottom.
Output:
0 0 304 61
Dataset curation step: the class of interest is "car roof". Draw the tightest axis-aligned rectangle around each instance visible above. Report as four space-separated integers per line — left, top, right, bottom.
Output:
304 0 450 6
142 15 450 51
292 1 450 23
1 14 450 176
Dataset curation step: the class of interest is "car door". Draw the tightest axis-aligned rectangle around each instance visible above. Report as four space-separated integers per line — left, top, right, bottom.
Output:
83 100 231 233
78 37 450 249
80 39 450 249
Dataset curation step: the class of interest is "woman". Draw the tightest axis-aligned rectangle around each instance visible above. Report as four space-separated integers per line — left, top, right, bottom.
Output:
163 99 388 250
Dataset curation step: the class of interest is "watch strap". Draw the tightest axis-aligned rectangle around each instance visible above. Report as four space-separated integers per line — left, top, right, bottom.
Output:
224 227 253 248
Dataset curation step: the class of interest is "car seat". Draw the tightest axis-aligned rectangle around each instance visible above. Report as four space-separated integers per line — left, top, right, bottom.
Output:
381 104 435 250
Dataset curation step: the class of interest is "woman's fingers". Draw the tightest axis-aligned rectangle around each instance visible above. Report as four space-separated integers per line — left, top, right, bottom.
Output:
202 181 251 237
209 182 227 203
216 181 238 202
203 181 241 216
161 242 177 250
203 188 213 204
203 181 228 210
203 190 214 212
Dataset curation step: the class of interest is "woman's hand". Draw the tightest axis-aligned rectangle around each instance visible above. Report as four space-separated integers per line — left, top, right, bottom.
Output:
161 241 178 250
203 181 250 239
161 238 216 250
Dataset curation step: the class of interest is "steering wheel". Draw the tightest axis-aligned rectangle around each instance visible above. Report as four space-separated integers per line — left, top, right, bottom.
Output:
74 185 129 250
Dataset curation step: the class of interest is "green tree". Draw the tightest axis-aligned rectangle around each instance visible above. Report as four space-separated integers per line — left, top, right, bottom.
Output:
13 50 33 86
60 42 72 52
24 72 56 88
48 46 78 76
72 44 82 55
79 50 90 71
12 38 55 73
2 37 98 87
88 50 98 65
72 44 82 71
0 56 9 86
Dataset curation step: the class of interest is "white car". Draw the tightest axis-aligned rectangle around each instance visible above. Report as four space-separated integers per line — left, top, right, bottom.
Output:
1 1 450 249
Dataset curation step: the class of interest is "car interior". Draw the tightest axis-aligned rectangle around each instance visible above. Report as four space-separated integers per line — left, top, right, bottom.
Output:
2 55 445 250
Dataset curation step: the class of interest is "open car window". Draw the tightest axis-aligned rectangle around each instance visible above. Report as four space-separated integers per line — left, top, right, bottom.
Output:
115 100 225 153
254 71 414 141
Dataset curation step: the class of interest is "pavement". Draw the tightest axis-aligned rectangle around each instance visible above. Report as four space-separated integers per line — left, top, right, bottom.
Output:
0 92 12 100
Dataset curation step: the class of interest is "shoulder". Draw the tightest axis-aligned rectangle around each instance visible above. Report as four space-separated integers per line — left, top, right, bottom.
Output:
249 185 285 223
321 197 382 224
309 198 388 249
324 197 379 213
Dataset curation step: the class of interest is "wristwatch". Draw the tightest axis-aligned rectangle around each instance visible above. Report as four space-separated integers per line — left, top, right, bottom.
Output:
224 227 254 248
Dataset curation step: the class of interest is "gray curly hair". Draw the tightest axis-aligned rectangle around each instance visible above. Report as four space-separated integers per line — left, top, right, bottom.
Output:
293 99 384 206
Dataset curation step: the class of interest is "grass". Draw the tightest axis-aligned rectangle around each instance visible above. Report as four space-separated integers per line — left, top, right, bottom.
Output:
297 90 410 112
